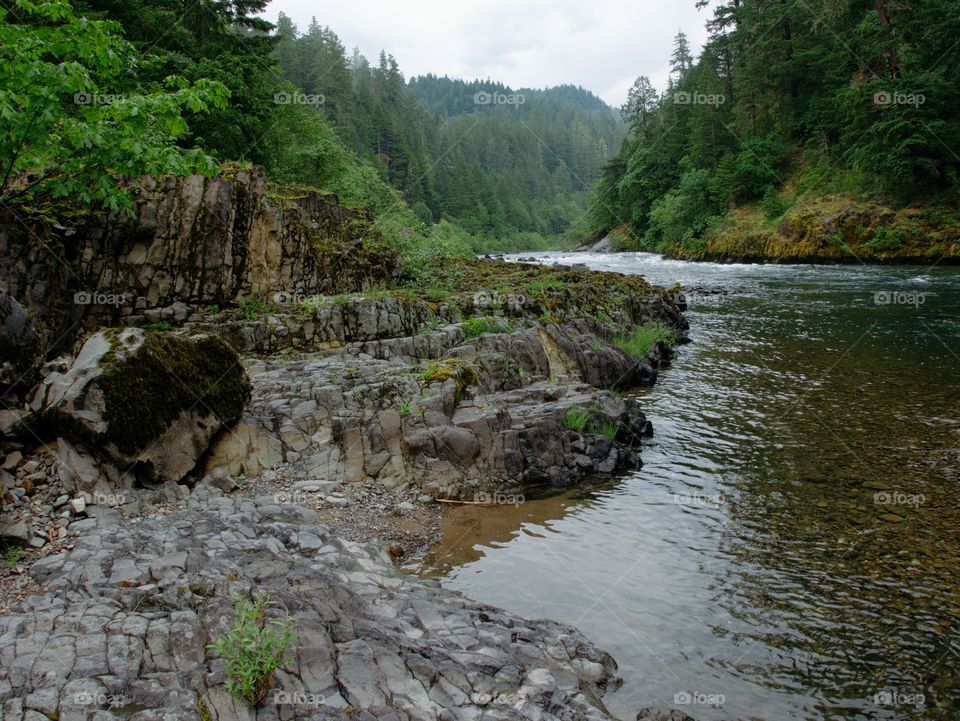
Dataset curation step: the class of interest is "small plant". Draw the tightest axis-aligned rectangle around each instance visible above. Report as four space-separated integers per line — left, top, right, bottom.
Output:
596 309 613 324
141 320 173 332
397 402 412 417
563 406 590 433
613 322 677 358
462 316 514 338
296 295 328 320
525 276 565 293
592 419 620 440
208 594 295 707
237 298 268 321
424 286 451 302
761 188 788 219
418 315 441 333
863 226 905 252
3 545 24 568
204 305 220 316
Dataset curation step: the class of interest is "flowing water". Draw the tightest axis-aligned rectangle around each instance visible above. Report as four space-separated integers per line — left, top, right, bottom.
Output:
415 252 960 721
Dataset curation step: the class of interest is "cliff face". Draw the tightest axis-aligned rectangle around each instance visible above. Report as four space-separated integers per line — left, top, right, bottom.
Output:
0 168 399 386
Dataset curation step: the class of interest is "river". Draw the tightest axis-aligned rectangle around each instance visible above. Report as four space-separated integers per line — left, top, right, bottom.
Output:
414 252 960 721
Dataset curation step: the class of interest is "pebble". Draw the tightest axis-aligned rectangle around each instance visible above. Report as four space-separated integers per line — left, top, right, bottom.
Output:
2 451 22 470
69 497 86 514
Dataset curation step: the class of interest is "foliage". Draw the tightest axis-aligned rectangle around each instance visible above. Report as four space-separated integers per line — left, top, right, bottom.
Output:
563 406 590 433
613 322 677 358
3 545 24 568
0 0 227 212
208 594 295 707
592 419 620 441
462 317 514 338
590 2 960 253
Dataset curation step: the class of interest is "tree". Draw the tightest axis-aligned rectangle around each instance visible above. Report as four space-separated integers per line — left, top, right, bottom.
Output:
0 0 227 212
670 30 695 79
621 76 658 130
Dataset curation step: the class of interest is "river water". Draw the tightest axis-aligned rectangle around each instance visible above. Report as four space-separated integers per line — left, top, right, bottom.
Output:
415 252 960 721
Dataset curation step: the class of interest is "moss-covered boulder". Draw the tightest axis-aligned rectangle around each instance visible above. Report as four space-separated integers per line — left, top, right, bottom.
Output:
28 328 251 483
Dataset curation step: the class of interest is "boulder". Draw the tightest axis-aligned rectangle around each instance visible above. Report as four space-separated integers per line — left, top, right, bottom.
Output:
55 437 132 498
29 329 250 483
0 292 40 389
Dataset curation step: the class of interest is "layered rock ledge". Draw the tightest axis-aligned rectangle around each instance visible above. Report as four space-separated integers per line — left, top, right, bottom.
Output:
0 492 621 721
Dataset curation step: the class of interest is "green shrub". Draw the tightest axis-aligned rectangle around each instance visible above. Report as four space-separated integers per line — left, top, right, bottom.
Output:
761 188 788 219
646 168 720 250
613 322 677 358
462 317 514 338
208 595 295 707
3 545 24 568
592 419 620 440
563 406 590 433
236 299 268 321
863 226 905 251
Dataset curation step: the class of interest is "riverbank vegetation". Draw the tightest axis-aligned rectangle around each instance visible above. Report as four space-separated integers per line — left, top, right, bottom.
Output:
589 0 960 262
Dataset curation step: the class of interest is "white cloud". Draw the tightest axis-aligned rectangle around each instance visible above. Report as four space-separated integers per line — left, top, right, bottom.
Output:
263 0 711 107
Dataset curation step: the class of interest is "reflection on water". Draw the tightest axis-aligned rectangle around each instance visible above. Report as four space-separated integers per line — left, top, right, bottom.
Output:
415 253 960 721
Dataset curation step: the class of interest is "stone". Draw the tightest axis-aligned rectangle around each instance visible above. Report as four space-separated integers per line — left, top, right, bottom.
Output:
200 467 238 493
69 498 86 514
3 451 22 470
56 439 127 499
31 330 250 484
0 518 29 543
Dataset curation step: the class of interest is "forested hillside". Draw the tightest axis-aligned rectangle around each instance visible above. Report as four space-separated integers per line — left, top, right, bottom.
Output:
271 18 625 249
591 0 960 261
3 1 622 258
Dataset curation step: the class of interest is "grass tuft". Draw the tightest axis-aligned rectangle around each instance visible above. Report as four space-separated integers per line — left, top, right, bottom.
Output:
613 321 676 358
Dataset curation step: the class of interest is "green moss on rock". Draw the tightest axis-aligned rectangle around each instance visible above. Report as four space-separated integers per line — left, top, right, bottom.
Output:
99 332 251 455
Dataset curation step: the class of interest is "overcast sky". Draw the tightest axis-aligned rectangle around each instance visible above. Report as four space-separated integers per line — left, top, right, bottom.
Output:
263 0 711 108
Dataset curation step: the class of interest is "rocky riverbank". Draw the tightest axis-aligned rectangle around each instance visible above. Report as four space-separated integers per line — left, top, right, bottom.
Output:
0 491 625 721
0 168 693 720
577 195 960 264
